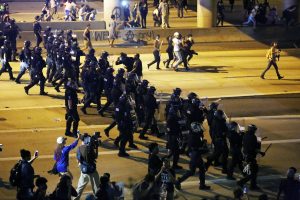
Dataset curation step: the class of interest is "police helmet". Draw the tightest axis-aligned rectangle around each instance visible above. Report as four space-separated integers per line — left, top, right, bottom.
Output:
173 88 182 96
117 68 125 75
190 122 203 133
187 92 197 100
247 124 257 134
214 109 224 119
171 94 181 104
89 60 98 68
24 40 31 48
228 121 238 132
67 29 72 35
120 52 127 57
89 48 95 55
148 86 156 94
119 94 127 104
4 39 10 45
209 102 219 110
101 51 109 58
46 26 51 31
106 67 114 74
34 15 40 21
34 46 42 54
141 79 149 86
191 98 201 107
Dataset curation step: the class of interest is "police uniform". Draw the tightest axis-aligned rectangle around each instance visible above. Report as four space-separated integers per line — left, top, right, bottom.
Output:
33 19 42 47
15 41 32 84
115 53 134 72
237 125 264 189
24 47 47 95
205 110 228 173
135 80 149 126
0 40 14 80
176 123 210 190
139 86 159 139
65 81 80 137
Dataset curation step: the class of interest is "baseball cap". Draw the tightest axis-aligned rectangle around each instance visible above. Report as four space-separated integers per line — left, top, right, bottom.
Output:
56 136 67 144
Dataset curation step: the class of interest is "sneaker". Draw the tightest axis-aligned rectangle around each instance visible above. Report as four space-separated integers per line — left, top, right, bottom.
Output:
139 135 148 140
129 144 138 149
15 79 21 84
147 64 150 69
156 67 161 70
81 107 87 114
10 77 16 81
118 152 130 157
199 185 211 190
24 87 29 95
260 76 265 79
40 91 48 96
278 76 284 80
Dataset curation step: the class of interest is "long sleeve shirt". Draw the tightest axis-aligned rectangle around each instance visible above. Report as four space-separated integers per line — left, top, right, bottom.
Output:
54 140 79 173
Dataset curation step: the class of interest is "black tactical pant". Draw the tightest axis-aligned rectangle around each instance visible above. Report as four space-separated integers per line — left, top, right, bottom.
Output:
167 135 180 167
206 138 228 172
46 57 56 82
118 128 131 153
238 158 258 188
35 33 42 47
0 61 14 79
140 111 157 137
66 108 80 136
227 150 244 177
25 73 46 93
178 150 206 186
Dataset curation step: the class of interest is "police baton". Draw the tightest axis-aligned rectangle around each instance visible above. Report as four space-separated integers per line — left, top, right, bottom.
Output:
264 143 272 155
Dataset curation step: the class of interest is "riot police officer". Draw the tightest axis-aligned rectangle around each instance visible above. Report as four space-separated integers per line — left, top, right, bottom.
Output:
85 48 97 64
33 16 42 47
135 79 149 126
175 122 211 190
98 68 125 116
205 109 228 173
227 121 244 180
0 40 14 80
15 40 32 84
98 51 110 75
139 86 160 140
131 53 143 80
185 97 206 127
237 124 265 190
80 61 102 114
165 88 184 119
65 79 80 137
46 36 56 83
166 106 183 170
115 94 136 157
24 47 47 95
43 26 52 48
70 42 85 84
206 102 219 141
115 52 134 72
8 19 20 61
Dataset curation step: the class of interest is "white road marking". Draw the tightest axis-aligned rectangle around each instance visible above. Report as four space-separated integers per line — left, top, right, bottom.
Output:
0 115 299 134
1 91 300 111
0 138 299 162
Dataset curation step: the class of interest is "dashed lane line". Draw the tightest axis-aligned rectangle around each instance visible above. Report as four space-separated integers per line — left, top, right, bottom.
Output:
0 138 300 162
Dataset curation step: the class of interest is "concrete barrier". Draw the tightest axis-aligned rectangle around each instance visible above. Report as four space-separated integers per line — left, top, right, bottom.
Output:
17 26 300 47
13 21 106 31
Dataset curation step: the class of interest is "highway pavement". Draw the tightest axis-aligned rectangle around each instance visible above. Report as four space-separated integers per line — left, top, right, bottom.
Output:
0 48 300 199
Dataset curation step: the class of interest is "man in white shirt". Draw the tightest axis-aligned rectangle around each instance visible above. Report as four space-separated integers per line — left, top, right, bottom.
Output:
64 0 77 21
172 32 183 71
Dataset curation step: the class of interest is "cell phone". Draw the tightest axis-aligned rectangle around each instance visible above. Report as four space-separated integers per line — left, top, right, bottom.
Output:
34 150 39 157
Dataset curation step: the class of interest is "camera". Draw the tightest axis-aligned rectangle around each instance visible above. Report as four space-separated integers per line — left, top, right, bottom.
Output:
80 132 101 148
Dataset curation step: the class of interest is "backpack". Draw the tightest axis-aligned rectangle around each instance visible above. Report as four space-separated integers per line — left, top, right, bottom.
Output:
9 160 22 187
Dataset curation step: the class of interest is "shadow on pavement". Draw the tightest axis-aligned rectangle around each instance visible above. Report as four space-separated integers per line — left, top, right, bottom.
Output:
191 66 230 73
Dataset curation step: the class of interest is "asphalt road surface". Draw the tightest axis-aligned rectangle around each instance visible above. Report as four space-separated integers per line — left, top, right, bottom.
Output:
0 48 300 199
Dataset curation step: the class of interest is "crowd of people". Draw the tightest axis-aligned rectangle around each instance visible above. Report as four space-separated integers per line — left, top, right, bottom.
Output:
0 23 298 199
